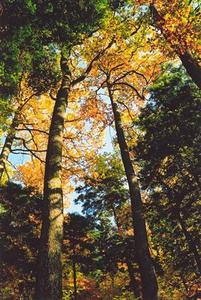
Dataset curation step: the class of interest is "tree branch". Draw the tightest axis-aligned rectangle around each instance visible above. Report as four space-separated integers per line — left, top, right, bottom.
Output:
71 39 114 86
113 81 145 100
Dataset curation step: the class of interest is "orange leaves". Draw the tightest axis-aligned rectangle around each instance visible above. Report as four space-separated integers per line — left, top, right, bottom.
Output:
133 0 200 61
151 0 200 56
17 159 44 192
12 4 189 196
117 262 128 271
92 171 99 180
16 79 107 193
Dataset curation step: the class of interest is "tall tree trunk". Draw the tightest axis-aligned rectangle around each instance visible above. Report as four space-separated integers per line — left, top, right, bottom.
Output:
108 85 158 300
0 112 19 181
35 54 71 300
150 4 201 90
72 247 77 300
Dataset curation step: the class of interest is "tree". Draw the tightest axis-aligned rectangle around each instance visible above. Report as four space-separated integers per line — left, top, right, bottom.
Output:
76 20 164 297
36 43 113 299
63 213 96 300
1 1 200 298
0 77 42 182
76 154 145 299
107 84 158 300
76 153 130 225
130 0 201 89
0 182 41 298
135 66 201 297
150 1 201 89
1 2 113 298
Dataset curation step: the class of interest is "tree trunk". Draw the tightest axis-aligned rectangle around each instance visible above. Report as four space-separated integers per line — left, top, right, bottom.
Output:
72 247 77 300
0 112 19 181
108 85 158 300
35 54 71 300
179 51 201 90
150 4 201 90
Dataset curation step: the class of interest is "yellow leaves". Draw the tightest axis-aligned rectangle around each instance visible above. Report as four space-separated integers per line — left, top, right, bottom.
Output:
0 161 14 186
63 184 73 210
92 171 99 180
126 228 134 236
117 262 128 271
17 159 44 192
133 0 200 57
152 0 200 55
14 76 107 190
163 13 171 21
120 108 136 124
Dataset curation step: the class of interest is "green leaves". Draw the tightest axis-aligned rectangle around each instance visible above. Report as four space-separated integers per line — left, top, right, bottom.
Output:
25 0 37 13
135 66 201 289
1 0 111 99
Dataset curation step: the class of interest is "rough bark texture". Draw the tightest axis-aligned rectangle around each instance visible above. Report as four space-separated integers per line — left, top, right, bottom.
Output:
150 4 201 90
0 113 18 181
108 85 158 300
35 54 71 300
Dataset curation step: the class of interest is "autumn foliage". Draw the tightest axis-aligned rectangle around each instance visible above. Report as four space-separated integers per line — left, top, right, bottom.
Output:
0 1 200 299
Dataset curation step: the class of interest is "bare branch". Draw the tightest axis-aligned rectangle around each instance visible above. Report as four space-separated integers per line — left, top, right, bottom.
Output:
110 63 125 73
49 89 57 101
116 100 136 122
71 38 114 86
13 137 46 153
11 148 45 163
113 81 145 100
113 69 148 85
130 24 142 36
18 92 39 111
16 127 49 135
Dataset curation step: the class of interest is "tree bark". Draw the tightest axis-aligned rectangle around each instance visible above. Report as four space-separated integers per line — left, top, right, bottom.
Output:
108 85 158 300
35 54 71 300
0 112 19 181
179 51 201 90
150 4 201 90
